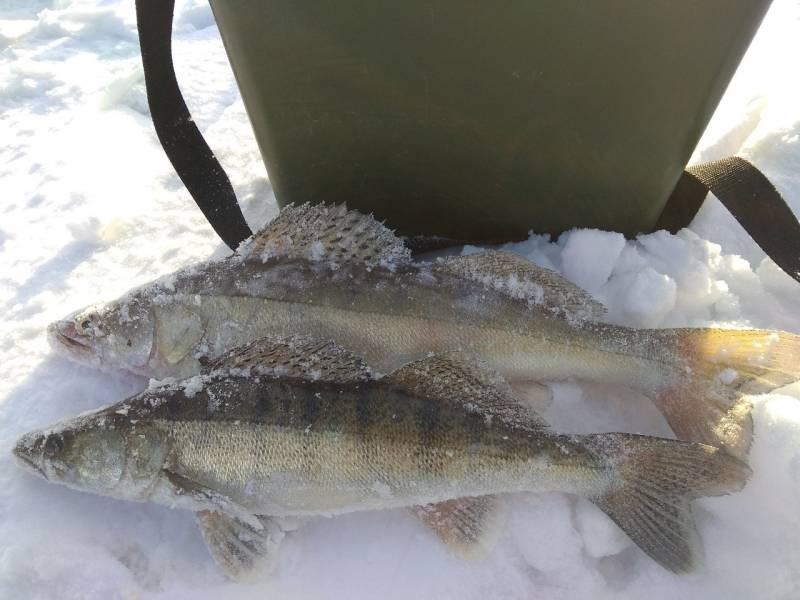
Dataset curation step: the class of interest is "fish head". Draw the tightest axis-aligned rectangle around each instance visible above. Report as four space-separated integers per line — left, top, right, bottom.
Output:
13 407 166 499
47 292 156 376
13 411 128 495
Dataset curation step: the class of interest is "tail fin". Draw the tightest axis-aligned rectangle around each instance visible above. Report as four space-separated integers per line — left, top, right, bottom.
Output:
651 328 800 458
583 433 751 573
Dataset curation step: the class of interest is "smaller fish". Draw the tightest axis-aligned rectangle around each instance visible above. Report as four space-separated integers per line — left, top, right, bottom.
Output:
14 336 750 580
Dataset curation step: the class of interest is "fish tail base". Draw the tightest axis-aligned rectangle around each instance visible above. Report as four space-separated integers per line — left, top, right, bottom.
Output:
653 328 800 457
583 432 751 573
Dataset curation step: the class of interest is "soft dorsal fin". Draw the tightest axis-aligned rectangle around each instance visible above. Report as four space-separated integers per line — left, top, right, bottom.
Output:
203 335 372 383
411 495 506 560
435 251 606 322
237 203 411 270
195 511 286 582
382 353 548 431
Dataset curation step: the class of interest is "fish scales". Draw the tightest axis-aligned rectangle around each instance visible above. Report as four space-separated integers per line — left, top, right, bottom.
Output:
156 259 670 391
150 378 601 516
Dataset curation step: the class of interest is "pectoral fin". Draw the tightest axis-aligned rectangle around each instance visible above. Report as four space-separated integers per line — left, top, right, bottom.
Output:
162 469 261 529
411 495 505 560
196 510 286 582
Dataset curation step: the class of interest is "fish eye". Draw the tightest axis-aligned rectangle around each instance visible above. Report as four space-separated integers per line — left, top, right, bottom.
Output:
75 312 106 337
75 316 93 334
43 433 64 457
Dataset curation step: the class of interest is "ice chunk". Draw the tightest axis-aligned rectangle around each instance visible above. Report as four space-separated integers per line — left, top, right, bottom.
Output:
561 229 626 293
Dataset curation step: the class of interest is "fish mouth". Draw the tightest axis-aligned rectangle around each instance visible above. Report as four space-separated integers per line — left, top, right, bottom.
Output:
12 442 47 480
57 332 92 353
47 320 95 358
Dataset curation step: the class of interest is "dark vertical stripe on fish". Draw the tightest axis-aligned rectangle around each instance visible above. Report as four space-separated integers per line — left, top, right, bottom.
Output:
279 383 294 427
416 397 441 450
254 390 272 422
356 386 371 437
464 411 484 451
303 388 321 429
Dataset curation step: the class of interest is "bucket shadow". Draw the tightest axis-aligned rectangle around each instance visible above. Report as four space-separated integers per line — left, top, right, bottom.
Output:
6 240 100 312
0 354 146 448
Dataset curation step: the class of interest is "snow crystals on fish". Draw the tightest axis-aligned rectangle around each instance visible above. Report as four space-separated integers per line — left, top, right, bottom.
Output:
433 250 607 323
181 375 206 398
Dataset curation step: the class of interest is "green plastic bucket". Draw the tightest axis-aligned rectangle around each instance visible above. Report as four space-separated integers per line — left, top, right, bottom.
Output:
208 0 772 241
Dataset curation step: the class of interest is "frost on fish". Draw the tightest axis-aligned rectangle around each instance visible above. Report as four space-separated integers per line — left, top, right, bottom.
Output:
181 375 206 398
434 250 607 324
14 336 751 580
237 203 412 270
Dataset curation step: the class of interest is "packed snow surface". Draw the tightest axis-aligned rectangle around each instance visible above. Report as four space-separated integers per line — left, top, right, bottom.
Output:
1 1 800 598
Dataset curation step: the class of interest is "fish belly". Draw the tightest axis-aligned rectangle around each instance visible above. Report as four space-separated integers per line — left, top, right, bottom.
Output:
167 419 601 518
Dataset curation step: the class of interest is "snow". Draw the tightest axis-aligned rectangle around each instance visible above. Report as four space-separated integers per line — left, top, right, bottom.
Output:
1 1 799 598
180 375 206 399
561 230 626 294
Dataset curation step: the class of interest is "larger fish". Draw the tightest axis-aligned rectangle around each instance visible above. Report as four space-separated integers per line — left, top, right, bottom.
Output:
48 204 800 457
14 336 750 579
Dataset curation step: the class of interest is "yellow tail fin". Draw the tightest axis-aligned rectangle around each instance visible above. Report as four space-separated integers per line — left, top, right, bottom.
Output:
653 328 800 458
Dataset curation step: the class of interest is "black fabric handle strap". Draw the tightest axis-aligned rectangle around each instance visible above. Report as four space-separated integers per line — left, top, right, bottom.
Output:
135 0 252 251
656 157 800 283
135 2 799 281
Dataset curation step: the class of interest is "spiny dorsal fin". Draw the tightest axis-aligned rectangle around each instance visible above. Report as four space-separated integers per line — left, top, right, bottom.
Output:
411 495 505 560
435 251 606 322
237 203 411 270
195 511 286 582
382 353 548 431
204 335 371 383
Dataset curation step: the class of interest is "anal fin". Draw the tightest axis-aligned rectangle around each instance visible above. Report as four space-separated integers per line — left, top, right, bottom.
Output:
411 495 505 560
196 511 286 582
